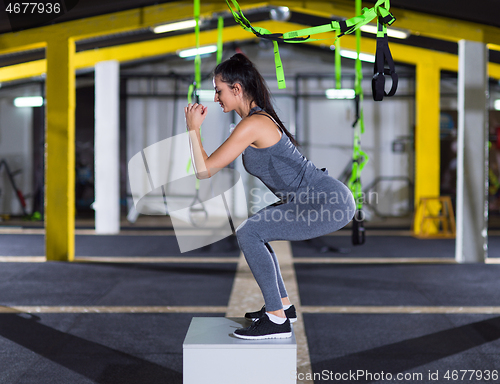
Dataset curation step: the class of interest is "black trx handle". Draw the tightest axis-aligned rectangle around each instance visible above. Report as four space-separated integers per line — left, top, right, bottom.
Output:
338 20 357 38
352 209 365 245
251 28 311 43
352 94 360 128
372 17 398 101
188 82 200 104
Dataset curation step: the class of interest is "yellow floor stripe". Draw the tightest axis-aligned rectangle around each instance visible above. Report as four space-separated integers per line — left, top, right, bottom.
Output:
1 227 500 237
2 256 498 264
301 306 500 314
0 228 45 234
74 256 239 263
2 305 498 315
486 258 500 264
0 256 46 262
0 306 227 314
0 228 415 236
293 257 457 264
0 228 178 235
73 230 178 236
0 256 239 263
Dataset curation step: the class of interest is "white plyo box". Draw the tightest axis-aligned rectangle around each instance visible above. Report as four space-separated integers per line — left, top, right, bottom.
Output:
183 317 297 384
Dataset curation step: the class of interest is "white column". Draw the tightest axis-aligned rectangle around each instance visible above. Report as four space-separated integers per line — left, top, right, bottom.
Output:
455 40 489 263
95 60 120 234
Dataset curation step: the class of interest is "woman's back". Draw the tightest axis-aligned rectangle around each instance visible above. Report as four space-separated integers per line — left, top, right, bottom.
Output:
242 107 327 200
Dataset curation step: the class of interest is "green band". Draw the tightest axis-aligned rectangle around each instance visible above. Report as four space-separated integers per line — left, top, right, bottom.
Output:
348 0 369 210
194 0 201 89
225 0 395 89
273 41 286 89
217 16 224 64
187 83 194 104
187 0 203 183
335 39 341 89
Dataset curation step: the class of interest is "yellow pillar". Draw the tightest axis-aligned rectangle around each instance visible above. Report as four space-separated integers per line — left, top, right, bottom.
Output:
45 37 76 261
413 59 441 233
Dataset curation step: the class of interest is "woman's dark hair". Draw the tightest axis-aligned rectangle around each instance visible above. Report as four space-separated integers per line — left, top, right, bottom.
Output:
214 53 299 147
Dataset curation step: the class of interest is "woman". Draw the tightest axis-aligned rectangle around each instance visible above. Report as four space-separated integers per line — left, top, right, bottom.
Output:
185 53 355 340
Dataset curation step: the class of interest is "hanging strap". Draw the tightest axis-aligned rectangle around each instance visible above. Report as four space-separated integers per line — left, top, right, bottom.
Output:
225 0 395 90
226 0 394 43
187 0 202 188
372 16 398 101
348 0 369 246
352 210 365 245
187 0 202 105
217 16 224 64
335 38 341 89
194 0 201 90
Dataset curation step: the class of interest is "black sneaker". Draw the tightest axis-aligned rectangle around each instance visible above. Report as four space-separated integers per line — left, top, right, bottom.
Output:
234 314 292 340
245 305 297 323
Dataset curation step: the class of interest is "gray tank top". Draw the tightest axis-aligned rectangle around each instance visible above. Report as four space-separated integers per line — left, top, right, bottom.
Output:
242 106 328 201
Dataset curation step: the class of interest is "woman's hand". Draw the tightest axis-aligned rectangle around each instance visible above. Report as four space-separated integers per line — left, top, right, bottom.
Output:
185 103 208 131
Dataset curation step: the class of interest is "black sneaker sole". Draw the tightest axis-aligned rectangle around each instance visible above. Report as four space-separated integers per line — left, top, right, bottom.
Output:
248 316 297 323
233 331 292 340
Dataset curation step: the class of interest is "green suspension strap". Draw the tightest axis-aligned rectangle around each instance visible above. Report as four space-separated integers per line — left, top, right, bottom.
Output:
348 0 369 245
186 6 225 189
225 0 287 88
186 0 208 226
225 0 395 90
194 0 201 94
187 0 202 165
335 38 341 89
188 0 201 105
217 16 224 65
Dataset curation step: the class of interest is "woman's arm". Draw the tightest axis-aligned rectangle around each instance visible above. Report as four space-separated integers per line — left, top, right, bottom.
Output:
185 103 210 179
187 128 209 178
185 103 259 179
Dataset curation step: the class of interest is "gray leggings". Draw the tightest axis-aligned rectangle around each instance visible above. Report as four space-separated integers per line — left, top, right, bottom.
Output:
235 176 355 312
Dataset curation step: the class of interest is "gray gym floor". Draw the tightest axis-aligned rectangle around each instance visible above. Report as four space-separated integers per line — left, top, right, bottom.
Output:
1 229 499 384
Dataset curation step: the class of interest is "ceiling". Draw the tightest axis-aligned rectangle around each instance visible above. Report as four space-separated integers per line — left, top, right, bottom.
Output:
0 0 499 71
367 0 500 29
0 0 499 34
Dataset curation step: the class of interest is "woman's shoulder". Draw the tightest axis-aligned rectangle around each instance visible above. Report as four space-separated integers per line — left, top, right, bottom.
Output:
247 111 282 131
243 113 283 148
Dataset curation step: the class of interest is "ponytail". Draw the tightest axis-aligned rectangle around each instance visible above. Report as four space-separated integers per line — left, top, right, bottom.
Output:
214 53 299 147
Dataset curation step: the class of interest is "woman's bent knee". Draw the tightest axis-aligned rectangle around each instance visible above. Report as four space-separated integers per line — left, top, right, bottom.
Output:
235 218 261 244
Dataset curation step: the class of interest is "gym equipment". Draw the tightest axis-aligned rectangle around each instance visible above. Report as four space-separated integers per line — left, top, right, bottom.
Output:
413 196 456 238
186 0 208 227
185 0 230 229
372 15 398 101
183 317 296 384
347 0 368 245
226 0 397 98
217 16 224 65
0 159 28 216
